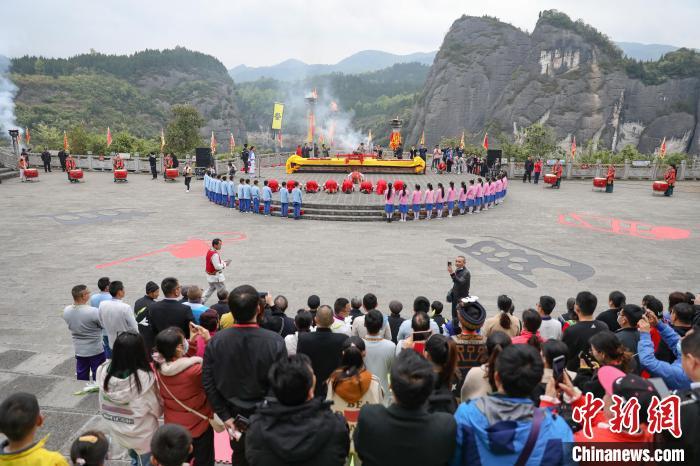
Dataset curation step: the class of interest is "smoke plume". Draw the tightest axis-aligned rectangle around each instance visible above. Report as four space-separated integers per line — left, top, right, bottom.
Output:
0 55 18 141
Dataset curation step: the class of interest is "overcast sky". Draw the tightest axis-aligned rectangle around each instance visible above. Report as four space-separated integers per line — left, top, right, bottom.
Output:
1 0 698 68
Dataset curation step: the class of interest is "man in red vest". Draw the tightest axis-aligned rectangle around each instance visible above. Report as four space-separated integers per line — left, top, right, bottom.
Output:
203 238 230 304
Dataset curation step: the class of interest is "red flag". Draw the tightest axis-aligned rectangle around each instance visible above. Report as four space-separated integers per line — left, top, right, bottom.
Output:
210 131 217 154
659 137 667 159
482 133 489 150
229 132 235 153
25 127 30 145
278 131 283 147
106 127 112 147
571 136 576 159
63 131 69 151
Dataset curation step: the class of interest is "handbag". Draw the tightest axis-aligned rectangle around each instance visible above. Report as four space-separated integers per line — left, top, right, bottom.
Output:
155 371 226 433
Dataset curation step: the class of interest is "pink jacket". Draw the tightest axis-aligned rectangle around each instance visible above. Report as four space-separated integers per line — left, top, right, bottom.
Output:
446 188 456 202
502 177 508 189
385 190 395 204
476 184 484 198
458 188 467 202
466 185 476 200
425 190 434 203
489 182 497 195
411 190 422 204
435 189 444 203
495 179 503 193
398 191 409 205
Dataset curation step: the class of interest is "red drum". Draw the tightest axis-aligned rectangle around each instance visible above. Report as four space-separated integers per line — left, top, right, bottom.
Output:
360 180 373 193
394 180 405 191
165 168 179 179
24 168 38 179
286 180 297 192
653 181 668 192
593 177 607 188
544 174 557 185
375 179 387 195
114 169 128 181
268 179 280 192
69 169 84 180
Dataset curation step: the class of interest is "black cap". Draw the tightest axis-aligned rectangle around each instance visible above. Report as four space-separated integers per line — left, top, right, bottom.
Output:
145 281 159 293
458 297 486 330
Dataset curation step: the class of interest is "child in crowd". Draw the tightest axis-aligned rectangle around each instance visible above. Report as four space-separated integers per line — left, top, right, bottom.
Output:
150 424 193 466
242 179 252 212
435 183 445 218
236 178 245 212
279 181 289 218
384 182 395 223
446 181 456 218
262 180 272 215
537 295 562 340
431 300 446 335
387 300 405 344
251 180 261 214
466 179 476 214
411 184 422 220
495 176 503 205
397 185 409 222
0 392 69 465
70 431 109 466
424 183 434 220
458 181 467 214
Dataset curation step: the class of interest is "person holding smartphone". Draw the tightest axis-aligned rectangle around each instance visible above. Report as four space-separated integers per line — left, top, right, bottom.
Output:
447 256 471 327
203 238 231 304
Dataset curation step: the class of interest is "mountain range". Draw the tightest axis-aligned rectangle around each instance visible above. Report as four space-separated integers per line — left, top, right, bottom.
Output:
229 42 686 83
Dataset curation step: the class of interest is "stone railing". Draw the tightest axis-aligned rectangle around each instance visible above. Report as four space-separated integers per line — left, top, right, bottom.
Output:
504 159 699 181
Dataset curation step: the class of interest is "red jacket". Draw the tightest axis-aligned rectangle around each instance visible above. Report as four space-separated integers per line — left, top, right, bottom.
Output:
156 357 213 437
534 161 543 173
665 168 676 185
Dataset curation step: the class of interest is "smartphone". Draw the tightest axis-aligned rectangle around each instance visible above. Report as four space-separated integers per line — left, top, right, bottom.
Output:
552 355 566 383
258 292 268 299
234 414 250 433
447 261 452 267
578 350 598 369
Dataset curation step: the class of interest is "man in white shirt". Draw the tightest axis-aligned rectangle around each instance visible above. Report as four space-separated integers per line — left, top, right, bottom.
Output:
330 298 352 336
396 296 440 342
351 293 392 340
63 284 105 386
203 238 230 304
537 295 562 340
362 310 396 404
98 281 138 350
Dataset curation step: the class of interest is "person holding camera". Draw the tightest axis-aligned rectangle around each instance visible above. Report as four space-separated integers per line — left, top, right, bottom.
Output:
447 256 470 326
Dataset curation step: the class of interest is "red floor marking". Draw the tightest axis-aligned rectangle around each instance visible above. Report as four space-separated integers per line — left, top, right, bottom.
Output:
96 232 247 269
559 213 690 241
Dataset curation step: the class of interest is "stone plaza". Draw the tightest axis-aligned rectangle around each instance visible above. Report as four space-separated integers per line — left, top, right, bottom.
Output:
0 167 697 463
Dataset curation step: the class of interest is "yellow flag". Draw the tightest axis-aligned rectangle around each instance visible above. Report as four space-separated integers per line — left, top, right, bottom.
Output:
419 130 425 145
272 102 284 130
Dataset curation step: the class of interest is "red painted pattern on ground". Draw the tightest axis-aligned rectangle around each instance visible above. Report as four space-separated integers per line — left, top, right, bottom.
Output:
559 213 691 241
96 232 247 269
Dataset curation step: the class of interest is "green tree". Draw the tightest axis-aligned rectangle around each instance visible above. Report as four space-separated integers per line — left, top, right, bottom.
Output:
165 105 204 155
523 123 556 158
111 131 137 153
67 124 91 154
32 123 63 150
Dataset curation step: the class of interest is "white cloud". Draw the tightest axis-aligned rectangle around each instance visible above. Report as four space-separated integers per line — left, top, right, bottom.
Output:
0 0 698 67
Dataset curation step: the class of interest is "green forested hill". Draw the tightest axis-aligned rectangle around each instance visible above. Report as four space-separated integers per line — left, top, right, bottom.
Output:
12 47 245 144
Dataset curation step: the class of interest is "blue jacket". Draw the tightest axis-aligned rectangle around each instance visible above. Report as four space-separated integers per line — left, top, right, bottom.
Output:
638 323 691 390
262 186 272 201
251 186 260 199
451 395 573 466
280 188 289 203
292 187 303 204
242 184 251 199
237 184 244 198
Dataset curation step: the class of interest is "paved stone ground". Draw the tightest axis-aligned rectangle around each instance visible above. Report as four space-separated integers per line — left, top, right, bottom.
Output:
0 169 698 464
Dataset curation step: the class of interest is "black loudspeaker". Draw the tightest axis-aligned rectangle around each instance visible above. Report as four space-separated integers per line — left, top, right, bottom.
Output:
486 149 502 168
195 147 213 168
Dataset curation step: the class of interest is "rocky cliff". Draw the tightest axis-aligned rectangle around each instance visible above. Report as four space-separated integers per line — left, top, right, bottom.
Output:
407 11 700 154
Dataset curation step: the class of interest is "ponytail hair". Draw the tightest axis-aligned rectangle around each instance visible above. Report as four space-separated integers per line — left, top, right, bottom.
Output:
589 331 634 373
449 181 455 189
486 331 512 391
427 183 433 191
386 182 393 200
521 309 542 351
415 184 420 190
438 183 445 198
331 336 366 390
425 334 458 388
461 181 467 191
402 185 407 195
497 295 513 330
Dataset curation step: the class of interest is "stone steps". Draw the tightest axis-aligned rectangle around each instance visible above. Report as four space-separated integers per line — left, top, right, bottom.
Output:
0 167 17 181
